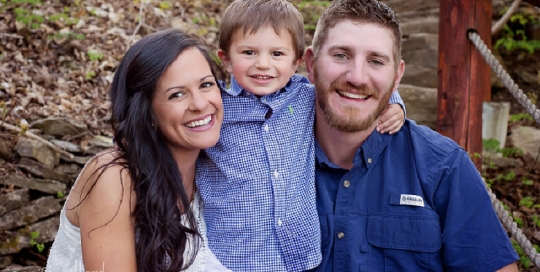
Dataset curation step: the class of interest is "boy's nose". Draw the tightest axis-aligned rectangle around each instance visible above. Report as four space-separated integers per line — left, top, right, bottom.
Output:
255 54 271 69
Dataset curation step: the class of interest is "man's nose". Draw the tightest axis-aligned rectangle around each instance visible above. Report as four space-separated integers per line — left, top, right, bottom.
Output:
345 59 369 86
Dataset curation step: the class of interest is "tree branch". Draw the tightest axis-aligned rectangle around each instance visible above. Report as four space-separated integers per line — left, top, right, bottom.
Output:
492 0 522 36
1 122 75 161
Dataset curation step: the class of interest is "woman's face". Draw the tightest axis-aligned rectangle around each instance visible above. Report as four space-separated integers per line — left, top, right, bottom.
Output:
152 47 223 153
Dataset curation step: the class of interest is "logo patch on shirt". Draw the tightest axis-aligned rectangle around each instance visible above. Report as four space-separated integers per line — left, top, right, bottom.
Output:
400 194 425 207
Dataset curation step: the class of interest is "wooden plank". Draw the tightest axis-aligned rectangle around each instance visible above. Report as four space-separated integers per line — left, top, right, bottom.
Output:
438 0 491 169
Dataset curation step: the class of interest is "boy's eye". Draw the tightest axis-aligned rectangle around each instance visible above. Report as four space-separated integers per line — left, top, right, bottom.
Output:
242 50 255 55
271 51 284 57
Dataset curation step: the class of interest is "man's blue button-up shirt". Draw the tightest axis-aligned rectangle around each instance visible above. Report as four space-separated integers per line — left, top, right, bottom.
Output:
312 120 519 272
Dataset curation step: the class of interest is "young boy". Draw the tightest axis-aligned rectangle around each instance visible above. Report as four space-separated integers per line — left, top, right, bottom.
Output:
196 0 406 271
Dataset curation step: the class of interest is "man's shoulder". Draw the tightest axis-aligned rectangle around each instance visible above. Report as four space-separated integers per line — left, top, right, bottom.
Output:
399 119 463 155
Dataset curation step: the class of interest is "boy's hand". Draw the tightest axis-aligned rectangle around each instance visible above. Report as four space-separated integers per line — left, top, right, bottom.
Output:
376 104 405 135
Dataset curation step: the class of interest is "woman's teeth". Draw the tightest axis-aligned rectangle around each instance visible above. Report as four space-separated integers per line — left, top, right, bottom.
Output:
186 115 212 128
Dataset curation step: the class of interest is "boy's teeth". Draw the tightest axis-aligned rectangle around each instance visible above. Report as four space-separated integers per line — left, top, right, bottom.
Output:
337 91 368 99
186 115 212 128
252 75 272 80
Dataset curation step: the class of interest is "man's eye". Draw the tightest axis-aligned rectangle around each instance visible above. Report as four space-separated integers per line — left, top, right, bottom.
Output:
370 59 384 66
334 53 348 60
272 51 284 57
242 50 255 55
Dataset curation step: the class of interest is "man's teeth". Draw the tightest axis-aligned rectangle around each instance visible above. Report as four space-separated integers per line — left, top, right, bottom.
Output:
337 91 368 99
186 115 212 128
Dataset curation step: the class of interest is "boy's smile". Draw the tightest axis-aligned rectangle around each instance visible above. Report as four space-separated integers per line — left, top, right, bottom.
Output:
219 26 300 96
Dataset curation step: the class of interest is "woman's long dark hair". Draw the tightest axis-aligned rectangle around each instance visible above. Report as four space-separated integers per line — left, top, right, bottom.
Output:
107 29 223 271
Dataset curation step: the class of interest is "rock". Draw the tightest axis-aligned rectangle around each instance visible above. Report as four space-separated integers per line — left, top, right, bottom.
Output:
90 135 114 148
50 139 81 153
384 0 440 15
0 196 62 230
0 189 30 217
398 84 438 129
54 163 82 179
73 155 92 165
401 33 439 88
0 138 11 161
30 117 87 137
0 265 43 272
482 151 524 168
1 175 66 195
15 137 60 168
509 126 540 158
401 16 439 36
0 217 60 256
17 158 71 184
0 255 12 269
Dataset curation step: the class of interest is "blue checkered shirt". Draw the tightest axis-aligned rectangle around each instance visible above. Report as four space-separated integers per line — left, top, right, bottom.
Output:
196 74 405 271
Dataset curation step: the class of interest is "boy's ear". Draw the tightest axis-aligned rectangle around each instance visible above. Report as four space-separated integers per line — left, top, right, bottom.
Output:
217 49 233 74
292 57 302 71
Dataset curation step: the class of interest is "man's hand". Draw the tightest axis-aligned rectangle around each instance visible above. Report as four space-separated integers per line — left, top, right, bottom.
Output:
376 104 405 134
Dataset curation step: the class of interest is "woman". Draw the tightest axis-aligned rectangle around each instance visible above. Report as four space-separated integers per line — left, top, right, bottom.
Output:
46 29 230 271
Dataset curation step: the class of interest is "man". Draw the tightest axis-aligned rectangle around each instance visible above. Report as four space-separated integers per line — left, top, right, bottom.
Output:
304 0 520 271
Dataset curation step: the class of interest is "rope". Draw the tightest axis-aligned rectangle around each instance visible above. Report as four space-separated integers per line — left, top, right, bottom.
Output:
468 30 540 126
469 30 540 267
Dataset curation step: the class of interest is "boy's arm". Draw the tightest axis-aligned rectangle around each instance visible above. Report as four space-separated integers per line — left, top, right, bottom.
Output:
377 90 406 134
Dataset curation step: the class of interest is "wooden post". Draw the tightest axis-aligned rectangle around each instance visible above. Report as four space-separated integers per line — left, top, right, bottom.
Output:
438 0 492 169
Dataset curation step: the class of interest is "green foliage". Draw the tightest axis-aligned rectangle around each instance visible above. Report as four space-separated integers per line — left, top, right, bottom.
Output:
513 240 533 268
482 138 523 158
14 7 44 29
56 191 65 198
294 1 329 31
522 176 534 186
29 231 45 253
495 13 540 54
532 215 540 228
85 71 96 81
48 31 86 40
87 51 104 61
519 196 535 209
509 112 534 122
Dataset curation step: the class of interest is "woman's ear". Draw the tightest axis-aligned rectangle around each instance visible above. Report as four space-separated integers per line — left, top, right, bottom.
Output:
217 49 233 73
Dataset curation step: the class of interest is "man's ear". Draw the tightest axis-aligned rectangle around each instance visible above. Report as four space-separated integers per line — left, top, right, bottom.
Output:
217 49 233 74
305 47 316 83
394 59 405 87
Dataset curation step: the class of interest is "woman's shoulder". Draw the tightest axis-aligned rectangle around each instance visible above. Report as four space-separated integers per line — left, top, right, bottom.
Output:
65 148 135 227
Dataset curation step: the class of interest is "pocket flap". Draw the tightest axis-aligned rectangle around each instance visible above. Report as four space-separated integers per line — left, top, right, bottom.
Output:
367 216 442 253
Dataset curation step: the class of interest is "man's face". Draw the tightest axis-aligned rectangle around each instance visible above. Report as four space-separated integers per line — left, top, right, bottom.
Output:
307 20 404 133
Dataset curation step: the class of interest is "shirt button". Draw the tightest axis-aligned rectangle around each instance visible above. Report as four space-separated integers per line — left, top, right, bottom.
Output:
337 232 345 239
277 219 282 226
367 158 372 164
274 170 279 178
264 124 269 132
343 180 350 188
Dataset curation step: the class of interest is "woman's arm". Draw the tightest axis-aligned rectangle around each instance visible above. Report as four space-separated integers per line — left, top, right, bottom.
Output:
77 159 138 271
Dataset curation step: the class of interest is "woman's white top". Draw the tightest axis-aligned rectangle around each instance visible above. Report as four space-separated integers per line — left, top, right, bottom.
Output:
45 191 229 272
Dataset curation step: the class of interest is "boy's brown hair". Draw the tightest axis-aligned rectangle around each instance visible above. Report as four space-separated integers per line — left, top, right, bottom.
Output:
311 0 402 66
219 0 305 60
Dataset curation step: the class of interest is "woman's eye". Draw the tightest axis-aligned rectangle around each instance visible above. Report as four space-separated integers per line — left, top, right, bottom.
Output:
168 92 185 100
201 81 216 89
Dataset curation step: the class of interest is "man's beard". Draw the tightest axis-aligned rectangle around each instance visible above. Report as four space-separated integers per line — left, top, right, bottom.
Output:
314 67 396 133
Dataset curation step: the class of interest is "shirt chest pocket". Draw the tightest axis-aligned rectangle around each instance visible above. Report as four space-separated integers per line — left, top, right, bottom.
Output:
366 216 444 271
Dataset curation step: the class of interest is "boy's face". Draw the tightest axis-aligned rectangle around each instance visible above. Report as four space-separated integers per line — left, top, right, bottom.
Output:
219 26 301 96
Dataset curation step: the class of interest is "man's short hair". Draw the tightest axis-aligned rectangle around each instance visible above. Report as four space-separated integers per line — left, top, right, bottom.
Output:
311 0 402 65
218 0 305 60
